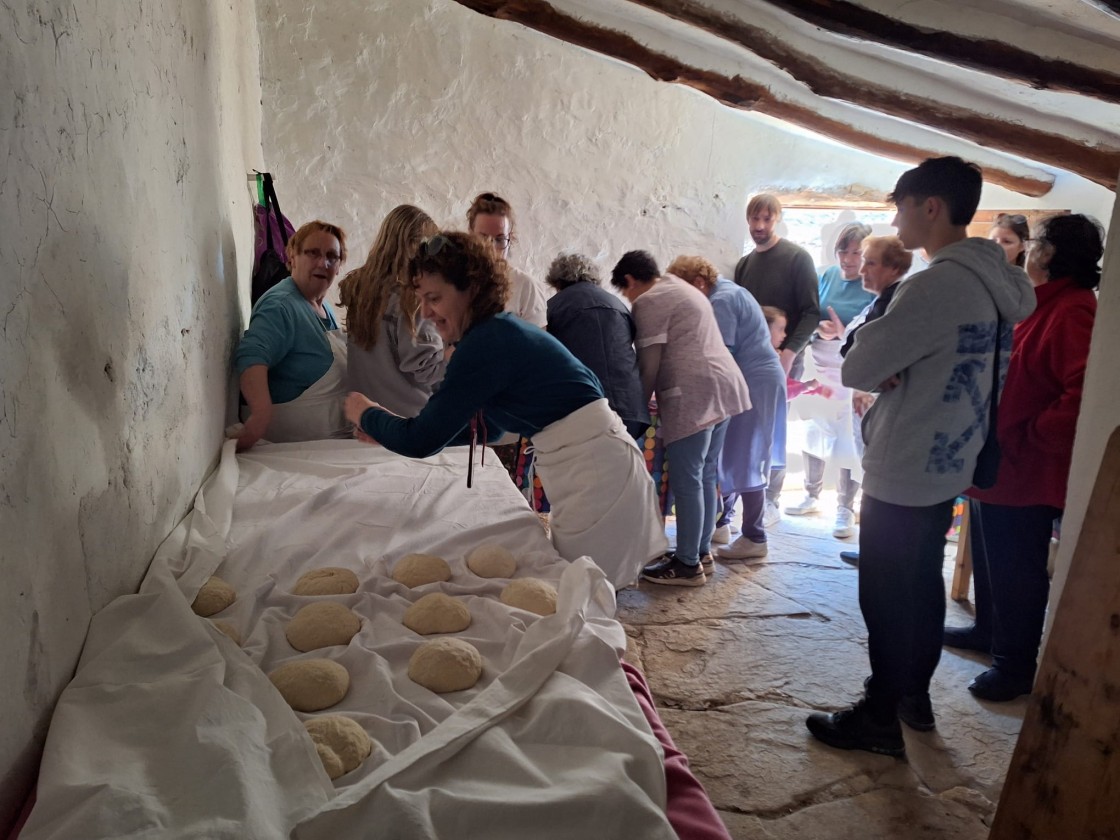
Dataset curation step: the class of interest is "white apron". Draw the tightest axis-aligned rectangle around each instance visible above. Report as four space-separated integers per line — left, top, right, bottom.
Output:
241 331 350 443
799 336 864 477
531 399 668 590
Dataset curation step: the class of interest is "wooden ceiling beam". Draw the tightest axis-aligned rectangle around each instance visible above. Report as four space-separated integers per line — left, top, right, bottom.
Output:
1082 0 1120 20
624 0 1119 189
451 0 1056 195
756 0 1120 104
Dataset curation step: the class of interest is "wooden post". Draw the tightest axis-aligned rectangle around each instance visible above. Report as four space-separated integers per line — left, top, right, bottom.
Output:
950 503 973 602
989 426 1120 839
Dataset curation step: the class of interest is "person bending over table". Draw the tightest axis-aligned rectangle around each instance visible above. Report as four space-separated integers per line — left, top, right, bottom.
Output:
344 231 667 590
235 220 350 451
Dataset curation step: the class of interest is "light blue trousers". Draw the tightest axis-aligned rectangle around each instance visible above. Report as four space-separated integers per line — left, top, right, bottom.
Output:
666 419 730 566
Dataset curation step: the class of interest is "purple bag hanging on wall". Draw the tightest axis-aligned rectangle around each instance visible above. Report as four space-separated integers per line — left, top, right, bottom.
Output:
251 172 296 305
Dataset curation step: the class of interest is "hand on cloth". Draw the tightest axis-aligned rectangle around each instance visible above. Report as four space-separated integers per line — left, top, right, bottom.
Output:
236 412 271 452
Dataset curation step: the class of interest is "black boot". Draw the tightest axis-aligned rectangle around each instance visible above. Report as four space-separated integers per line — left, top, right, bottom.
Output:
806 699 904 757
897 693 935 731
942 623 991 654
968 667 1033 702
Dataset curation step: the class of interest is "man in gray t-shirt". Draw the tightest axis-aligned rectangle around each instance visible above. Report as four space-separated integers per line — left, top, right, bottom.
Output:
733 194 819 524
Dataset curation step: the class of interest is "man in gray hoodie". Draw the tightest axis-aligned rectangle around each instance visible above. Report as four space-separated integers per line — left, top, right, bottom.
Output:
806 157 1036 757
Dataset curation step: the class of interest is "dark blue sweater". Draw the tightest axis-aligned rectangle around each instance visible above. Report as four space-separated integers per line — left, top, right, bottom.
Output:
361 313 604 458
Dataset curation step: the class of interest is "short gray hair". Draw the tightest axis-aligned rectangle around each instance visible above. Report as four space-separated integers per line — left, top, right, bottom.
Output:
546 253 601 291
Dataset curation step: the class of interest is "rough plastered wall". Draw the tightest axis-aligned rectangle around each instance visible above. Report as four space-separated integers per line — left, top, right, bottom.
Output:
254 0 1109 286
0 1 263 830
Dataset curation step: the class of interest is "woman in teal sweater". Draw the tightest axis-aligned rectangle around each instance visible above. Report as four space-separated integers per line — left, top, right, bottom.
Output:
344 232 667 589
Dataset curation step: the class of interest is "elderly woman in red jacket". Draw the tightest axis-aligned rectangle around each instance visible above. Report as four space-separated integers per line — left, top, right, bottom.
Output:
945 213 1104 701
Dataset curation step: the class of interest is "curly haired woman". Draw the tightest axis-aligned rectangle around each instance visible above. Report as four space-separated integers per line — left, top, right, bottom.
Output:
344 231 667 589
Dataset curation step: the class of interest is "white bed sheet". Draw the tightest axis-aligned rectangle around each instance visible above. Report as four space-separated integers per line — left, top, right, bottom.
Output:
21 440 676 840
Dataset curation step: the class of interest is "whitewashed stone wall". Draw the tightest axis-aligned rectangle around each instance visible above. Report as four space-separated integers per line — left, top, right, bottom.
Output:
255 0 1110 288
0 1 263 828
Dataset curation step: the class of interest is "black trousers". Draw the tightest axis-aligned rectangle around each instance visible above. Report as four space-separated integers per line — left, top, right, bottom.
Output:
859 494 955 715
969 499 1059 680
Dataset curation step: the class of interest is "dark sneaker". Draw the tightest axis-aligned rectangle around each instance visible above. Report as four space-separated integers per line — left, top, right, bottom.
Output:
806 700 905 757
641 554 707 587
700 553 714 572
897 693 935 731
968 667 1033 702
943 624 992 653
839 550 860 566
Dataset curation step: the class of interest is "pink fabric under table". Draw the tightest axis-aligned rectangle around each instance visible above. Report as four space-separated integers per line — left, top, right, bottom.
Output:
622 661 732 840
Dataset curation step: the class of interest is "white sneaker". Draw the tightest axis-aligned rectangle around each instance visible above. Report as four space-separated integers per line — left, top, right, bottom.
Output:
785 494 820 516
762 500 781 529
712 524 732 545
833 506 856 539
717 536 769 561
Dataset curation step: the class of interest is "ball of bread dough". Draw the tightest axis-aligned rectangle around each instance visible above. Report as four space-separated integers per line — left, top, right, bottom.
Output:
191 576 236 617
500 578 558 616
403 593 471 635
305 716 372 781
285 602 361 652
211 620 242 645
269 658 350 712
392 553 452 588
292 567 360 596
408 638 483 693
466 544 516 578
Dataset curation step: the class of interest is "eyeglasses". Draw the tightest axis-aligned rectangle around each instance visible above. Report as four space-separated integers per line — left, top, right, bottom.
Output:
301 247 342 266
488 234 512 249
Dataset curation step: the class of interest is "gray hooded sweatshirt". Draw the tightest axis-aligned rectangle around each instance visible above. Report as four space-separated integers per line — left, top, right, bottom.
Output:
842 237 1036 506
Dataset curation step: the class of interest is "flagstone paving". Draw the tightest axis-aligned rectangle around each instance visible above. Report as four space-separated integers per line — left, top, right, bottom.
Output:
619 494 1026 839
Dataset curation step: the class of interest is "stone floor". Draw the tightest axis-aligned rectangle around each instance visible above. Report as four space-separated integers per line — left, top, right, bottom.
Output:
618 492 1028 840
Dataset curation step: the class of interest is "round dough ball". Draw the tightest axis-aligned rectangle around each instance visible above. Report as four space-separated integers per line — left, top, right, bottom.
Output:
305 716 372 781
285 602 362 652
392 554 452 588
269 658 350 712
466 544 516 579
500 578 558 616
403 593 471 635
191 576 236 617
292 567 360 596
408 638 483 693
211 620 242 645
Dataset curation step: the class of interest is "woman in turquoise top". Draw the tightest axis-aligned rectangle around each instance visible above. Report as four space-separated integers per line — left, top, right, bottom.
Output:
786 222 874 539
344 232 667 589
235 220 350 450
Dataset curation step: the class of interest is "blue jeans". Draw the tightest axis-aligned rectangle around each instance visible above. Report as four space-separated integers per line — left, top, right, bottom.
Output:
666 420 730 566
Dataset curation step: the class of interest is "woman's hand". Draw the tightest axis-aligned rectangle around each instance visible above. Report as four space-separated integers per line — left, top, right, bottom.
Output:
345 392 379 427
853 390 875 417
354 427 379 446
816 306 846 340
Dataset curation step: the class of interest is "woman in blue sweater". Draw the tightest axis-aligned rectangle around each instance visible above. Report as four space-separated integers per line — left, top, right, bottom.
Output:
344 231 667 589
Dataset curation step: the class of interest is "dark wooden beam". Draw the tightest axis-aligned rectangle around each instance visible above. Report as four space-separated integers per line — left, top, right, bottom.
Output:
1083 0 1120 20
757 0 1120 104
624 0 1119 190
451 0 1056 195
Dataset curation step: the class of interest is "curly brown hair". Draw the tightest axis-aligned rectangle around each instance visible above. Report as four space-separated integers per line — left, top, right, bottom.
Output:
338 205 437 349
667 255 719 291
409 231 511 325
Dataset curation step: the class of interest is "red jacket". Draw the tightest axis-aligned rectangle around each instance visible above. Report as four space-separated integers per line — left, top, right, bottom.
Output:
969 277 1096 509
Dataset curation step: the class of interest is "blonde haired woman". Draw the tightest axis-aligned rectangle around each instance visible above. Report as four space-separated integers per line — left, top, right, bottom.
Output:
341 205 447 417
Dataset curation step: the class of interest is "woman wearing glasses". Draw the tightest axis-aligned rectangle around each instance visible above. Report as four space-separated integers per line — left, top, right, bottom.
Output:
949 214 1103 701
467 192 547 327
235 220 350 451
341 205 448 418
344 232 668 590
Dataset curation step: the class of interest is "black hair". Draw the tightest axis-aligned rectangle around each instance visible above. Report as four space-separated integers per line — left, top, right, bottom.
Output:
888 156 982 227
610 250 660 289
1035 214 1105 290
